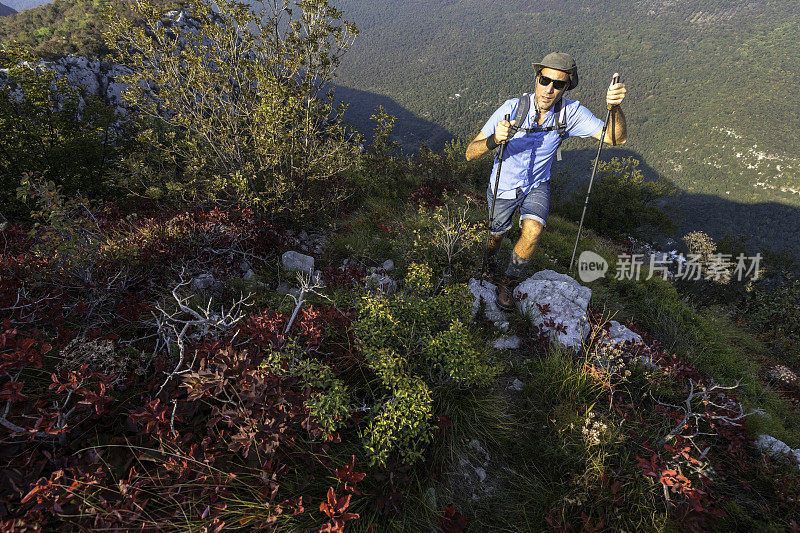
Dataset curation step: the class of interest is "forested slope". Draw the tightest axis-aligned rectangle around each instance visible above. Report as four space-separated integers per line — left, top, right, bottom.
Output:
333 0 800 254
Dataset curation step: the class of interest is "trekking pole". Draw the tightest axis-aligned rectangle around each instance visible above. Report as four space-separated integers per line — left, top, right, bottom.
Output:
481 113 511 285
568 74 621 273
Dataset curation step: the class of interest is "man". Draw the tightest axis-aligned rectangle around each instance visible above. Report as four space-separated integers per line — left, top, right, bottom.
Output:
465 52 627 311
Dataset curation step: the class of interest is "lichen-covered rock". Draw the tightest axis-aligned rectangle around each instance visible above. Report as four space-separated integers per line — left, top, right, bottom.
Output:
281 251 314 274
515 270 591 350
468 278 509 331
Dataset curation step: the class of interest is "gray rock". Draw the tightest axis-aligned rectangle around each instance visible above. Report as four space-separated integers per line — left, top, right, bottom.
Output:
276 282 290 295
507 378 524 391
382 259 395 272
515 270 592 350
468 278 509 331
282 251 314 274
425 487 437 509
242 269 255 281
493 335 521 350
755 434 800 468
363 273 396 294
239 261 251 272
191 273 214 291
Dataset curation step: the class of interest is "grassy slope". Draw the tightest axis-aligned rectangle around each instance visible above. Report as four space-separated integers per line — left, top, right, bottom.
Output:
326 146 800 528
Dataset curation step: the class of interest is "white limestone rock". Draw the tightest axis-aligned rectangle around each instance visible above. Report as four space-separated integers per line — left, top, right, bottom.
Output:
606 320 642 345
468 278 509 331
493 335 521 350
755 434 800 468
515 270 591 350
282 251 314 274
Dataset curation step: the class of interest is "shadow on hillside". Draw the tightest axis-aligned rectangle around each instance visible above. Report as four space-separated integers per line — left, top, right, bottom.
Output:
554 147 800 257
333 84 454 151
334 85 800 259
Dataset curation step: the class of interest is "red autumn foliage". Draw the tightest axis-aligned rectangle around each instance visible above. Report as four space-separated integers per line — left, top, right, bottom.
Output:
438 504 468 533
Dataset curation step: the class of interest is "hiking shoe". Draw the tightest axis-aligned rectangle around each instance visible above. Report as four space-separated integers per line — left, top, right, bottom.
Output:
496 275 518 312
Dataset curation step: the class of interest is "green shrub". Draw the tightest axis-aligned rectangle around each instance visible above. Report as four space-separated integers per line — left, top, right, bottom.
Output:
103 0 360 219
423 319 492 385
0 44 125 214
399 195 484 285
260 344 350 435
363 375 433 467
563 156 677 240
353 263 495 466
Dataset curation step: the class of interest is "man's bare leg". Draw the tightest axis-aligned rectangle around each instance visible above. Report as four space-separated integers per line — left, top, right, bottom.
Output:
506 218 544 278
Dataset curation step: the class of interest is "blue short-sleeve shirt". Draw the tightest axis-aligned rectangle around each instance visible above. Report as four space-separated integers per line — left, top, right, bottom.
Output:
481 96 604 199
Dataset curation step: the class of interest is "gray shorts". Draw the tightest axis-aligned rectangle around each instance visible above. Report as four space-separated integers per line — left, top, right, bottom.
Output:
486 181 550 235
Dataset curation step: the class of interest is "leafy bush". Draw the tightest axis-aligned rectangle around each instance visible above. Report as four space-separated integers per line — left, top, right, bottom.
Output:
398 194 484 286
562 156 677 240
0 44 126 214
260 342 351 435
739 254 800 361
354 262 494 466
103 0 361 219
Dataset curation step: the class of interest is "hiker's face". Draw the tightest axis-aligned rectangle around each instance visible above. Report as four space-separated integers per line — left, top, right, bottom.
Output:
535 67 569 112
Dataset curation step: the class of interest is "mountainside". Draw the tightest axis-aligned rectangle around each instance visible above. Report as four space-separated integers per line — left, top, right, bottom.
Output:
0 2 17 15
2 0 51 11
2 0 799 254
332 0 800 256
0 0 180 58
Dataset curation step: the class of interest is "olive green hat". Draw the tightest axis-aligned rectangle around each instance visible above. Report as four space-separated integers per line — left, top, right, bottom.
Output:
533 52 579 90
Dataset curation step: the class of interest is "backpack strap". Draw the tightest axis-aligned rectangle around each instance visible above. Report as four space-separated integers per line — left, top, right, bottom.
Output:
554 97 568 161
508 93 530 137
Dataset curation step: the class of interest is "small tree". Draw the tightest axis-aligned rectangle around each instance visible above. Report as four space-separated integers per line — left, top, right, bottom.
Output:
103 0 360 219
572 156 677 240
0 44 124 214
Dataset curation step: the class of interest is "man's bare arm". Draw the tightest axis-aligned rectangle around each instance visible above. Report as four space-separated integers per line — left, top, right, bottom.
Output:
591 75 627 145
592 106 627 145
465 119 516 161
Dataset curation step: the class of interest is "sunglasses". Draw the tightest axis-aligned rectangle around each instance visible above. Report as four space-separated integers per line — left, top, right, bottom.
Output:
538 74 568 90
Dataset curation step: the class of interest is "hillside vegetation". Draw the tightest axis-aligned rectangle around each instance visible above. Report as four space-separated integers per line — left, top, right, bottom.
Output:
331 0 800 256
2 0 799 254
2 0 800 530
0 0 180 57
